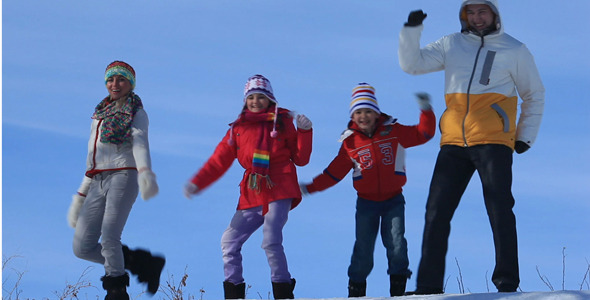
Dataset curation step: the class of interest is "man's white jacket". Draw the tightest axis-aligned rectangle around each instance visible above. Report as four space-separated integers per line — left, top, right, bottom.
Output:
398 0 545 149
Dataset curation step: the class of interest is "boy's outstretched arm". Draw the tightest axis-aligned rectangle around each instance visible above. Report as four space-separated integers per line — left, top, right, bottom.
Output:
398 93 436 148
301 145 353 195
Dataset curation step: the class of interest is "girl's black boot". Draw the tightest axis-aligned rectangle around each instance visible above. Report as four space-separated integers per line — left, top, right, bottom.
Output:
272 278 296 299
223 281 246 299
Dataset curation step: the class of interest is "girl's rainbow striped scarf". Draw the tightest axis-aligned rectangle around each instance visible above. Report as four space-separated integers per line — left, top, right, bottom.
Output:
230 105 289 192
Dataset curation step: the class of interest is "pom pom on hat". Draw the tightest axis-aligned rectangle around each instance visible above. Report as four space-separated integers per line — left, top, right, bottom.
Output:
105 61 136 89
243 74 277 103
350 83 380 117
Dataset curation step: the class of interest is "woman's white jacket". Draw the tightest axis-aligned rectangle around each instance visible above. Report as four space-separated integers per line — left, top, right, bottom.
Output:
85 108 152 177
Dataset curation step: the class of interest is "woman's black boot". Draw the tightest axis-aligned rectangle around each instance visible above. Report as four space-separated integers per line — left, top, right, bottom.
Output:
122 245 165 294
101 273 130 300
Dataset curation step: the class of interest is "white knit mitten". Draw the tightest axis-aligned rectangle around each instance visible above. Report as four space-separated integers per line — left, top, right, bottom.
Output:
67 194 85 228
184 182 199 199
138 170 159 200
296 114 313 130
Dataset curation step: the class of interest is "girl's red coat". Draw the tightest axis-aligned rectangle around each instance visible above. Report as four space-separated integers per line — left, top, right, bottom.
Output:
190 113 312 211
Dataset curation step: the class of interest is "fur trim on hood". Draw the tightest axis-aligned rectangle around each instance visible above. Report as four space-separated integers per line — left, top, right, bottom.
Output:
338 114 397 142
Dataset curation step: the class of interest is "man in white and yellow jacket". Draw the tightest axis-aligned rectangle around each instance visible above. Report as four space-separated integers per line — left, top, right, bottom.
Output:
398 0 544 295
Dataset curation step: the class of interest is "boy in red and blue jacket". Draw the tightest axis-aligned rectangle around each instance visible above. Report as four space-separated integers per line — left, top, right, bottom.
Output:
300 83 435 297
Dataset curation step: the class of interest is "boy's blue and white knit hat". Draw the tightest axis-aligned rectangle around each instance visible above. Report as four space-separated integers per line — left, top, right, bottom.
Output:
350 83 380 117
243 74 277 103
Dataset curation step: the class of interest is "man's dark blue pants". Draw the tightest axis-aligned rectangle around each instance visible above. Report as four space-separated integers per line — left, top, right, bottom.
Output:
416 144 519 292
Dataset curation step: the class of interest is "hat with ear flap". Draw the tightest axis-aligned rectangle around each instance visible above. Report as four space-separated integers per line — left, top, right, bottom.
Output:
350 83 381 117
105 61 136 89
242 74 280 138
243 74 277 103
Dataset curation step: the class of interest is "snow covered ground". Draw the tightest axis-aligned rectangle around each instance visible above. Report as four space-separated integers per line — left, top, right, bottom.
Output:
292 290 590 300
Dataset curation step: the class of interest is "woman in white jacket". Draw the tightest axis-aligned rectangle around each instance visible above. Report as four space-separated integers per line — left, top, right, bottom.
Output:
68 61 164 299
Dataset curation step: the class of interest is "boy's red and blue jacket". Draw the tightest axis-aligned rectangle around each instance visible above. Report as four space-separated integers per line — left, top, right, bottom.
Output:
304 109 435 201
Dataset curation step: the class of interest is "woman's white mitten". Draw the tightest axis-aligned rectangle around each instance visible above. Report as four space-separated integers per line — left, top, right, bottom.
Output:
139 170 159 200
68 194 85 228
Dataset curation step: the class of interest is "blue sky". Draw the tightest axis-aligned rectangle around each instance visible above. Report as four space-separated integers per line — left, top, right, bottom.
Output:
2 1 589 299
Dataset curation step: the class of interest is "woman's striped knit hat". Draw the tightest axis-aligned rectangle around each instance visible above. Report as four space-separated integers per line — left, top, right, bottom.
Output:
105 61 136 89
350 83 380 116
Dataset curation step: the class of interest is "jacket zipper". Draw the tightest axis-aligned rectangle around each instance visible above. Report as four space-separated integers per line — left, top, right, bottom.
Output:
89 119 102 173
371 141 381 196
463 35 485 147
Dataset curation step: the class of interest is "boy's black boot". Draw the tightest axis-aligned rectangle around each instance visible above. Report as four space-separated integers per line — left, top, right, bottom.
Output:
389 274 407 296
122 245 165 295
272 278 296 299
101 273 130 300
223 281 246 299
347 279 366 297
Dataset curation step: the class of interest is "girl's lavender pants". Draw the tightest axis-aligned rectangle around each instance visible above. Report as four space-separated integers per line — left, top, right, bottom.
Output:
221 198 293 284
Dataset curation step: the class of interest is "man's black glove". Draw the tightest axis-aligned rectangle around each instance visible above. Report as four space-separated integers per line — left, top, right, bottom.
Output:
514 141 530 154
405 10 427 27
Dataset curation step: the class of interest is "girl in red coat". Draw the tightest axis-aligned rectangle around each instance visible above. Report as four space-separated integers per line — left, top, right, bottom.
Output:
300 83 436 297
184 75 313 299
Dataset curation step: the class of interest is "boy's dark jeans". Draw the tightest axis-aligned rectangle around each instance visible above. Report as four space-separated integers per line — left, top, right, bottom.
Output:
416 145 519 292
348 194 411 282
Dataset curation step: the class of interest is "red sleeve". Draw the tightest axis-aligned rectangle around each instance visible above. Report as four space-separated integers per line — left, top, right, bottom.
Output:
291 128 313 166
189 129 237 190
397 109 436 148
282 113 313 166
306 144 353 193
